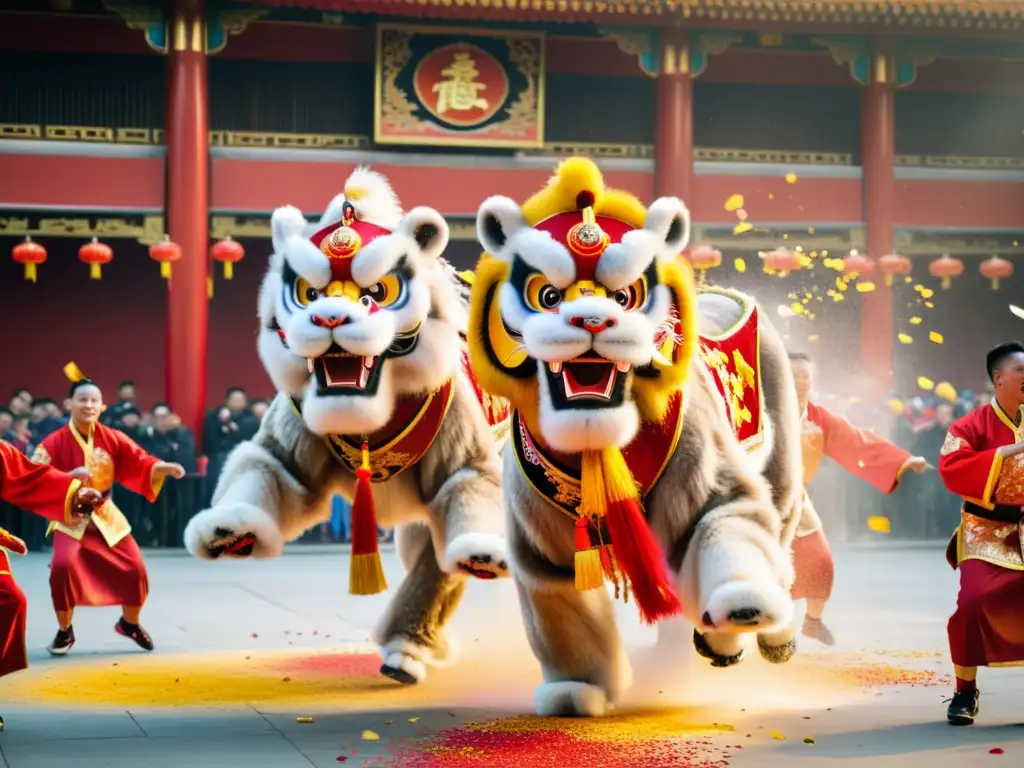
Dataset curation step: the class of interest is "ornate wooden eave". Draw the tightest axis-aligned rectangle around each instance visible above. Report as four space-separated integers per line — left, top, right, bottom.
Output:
230 0 1024 28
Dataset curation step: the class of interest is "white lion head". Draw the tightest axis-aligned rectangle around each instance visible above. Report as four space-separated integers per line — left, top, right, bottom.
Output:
257 168 463 437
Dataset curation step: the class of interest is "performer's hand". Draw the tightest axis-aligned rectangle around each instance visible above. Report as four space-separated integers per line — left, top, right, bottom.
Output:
153 462 186 482
904 456 930 473
71 487 105 517
999 441 1024 458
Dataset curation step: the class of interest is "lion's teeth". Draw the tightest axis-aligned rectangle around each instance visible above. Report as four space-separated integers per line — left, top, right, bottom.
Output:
307 359 314 373
364 356 375 370
616 361 631 373
548 362 562 374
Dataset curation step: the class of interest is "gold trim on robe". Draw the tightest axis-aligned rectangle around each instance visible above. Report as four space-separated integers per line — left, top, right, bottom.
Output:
954 511 1024 572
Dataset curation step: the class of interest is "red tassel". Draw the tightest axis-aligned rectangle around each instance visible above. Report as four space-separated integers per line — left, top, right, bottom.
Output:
349 440 387 595
604 497 682 624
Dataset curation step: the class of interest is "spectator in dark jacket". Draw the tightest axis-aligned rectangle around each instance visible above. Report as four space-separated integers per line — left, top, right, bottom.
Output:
202 388 258 501
102 380 139 431
149 404 198 473
29 398 65 441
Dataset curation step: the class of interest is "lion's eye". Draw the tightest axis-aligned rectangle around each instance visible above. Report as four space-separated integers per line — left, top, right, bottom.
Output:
295 277 319 307
363 274 402 308
524 273 562 312
611 278 647 312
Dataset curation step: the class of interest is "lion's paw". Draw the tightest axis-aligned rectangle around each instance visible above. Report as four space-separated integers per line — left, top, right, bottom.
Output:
692 629 745 668
183 503 284 561
534 681 608 717
700 580 793 634
380 652 428 686
757 626 797 664
444 533 509 580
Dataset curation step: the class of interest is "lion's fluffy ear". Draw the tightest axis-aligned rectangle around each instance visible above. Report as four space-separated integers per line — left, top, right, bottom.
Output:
400 206 449 261
646 197 692 261
476 196 525 262
271 205 308 254
271 205 331 284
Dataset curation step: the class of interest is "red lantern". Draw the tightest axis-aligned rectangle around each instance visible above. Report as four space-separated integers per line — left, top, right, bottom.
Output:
12 236 46 282
842 250 875 277
211 236 245 280
686 244 721 289
78 237 113 280
763 247 800 273
928 253 964 290
980 255 1013 291
149 235 182 279
878 253 912 287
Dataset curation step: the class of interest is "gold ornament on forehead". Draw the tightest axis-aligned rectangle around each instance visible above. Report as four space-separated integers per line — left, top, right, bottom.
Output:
567 207 610 259
322 226 362 260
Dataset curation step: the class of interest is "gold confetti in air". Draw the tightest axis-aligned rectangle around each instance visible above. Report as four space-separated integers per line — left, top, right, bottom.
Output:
362 730 380 741
867 516 892 534
733 222 753 235
898 333 913 344
935 382 958 402
888 399 905 414
925 301 935 309
918 376 935 391
856 282 876 293
929 331 944 344
784 173 798 184
920 287 934 299
768 192 775 200
909 317 922 325
734 257 746 273
808 226 816 234
724 194 745 211
1011 305 1024 320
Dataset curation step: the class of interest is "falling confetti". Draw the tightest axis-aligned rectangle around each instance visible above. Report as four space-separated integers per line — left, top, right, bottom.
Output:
935 382 958 402
855 282 876 293
736 208 749 221
929 331 944 344
734 257 746 273
868 516 892 534
925 301 934 309
724 194 745 211
898 334 913 344
362 730 381 741
920 287 934 299
733 222 753 235
784 173 798 184
918 377 935 391
909 317 922 325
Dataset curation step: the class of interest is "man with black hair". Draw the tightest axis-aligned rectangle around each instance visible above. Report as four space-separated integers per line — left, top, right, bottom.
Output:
201 387 257 499
789 351 927 646
940 340 1024 726
102 380 138 431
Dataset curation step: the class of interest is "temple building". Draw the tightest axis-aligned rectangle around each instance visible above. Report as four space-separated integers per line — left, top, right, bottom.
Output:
1 0 1021 439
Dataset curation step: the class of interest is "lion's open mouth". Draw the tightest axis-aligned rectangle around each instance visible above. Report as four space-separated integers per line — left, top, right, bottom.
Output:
309 344 383 396
544 352 629 409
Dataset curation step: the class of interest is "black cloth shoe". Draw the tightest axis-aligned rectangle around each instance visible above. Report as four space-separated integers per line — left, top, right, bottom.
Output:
947 688 980 726
47 626 75 656
115 618 154 651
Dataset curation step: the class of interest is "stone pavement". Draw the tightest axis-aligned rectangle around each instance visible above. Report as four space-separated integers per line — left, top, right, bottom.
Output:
1 543 1022 767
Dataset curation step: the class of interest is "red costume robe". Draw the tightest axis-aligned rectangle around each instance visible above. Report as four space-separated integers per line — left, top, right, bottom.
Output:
34 422 164 612
940 401 1024 667
793 402 912 600
0 440 84 677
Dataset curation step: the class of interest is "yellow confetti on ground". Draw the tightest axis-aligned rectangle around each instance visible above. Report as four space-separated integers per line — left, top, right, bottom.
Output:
898 333 913 344
409 717 421 724
724 194 745 211
868 516 891 534
929 331 944 344
734 257 746 273
918 376 935 390
909 316 922 325
733 222 753 235
808 226 815 234
784 173 798 184
804 737 816 744
856 282 876 293
771 730 786 740
362 730 381 740
296 717 314 724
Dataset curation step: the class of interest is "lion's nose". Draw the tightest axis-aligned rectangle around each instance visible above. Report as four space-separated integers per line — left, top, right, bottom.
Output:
310 314 348 329
569 316 617 334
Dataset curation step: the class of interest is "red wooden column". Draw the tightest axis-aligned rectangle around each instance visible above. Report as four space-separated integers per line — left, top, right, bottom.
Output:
166 0 209 444
860 43 896 394
654 27 693 205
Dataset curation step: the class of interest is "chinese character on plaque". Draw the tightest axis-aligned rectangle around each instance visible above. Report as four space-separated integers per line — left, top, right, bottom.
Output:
375 24 545 149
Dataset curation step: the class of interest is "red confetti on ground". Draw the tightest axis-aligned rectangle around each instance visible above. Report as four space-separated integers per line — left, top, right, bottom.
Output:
336 757 348 762
381 727 729 768
277 653 381 678
990 748 1004 755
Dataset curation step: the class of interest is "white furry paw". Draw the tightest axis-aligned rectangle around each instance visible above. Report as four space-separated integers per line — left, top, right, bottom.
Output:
534 681 608 717
443 533 509 580
757 625 797 664
700 579 793 634
692 629 745 668
380 652 428 686
183 503 285 560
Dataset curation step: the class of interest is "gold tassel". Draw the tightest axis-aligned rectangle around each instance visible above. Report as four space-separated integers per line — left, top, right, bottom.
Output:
25 263 37 282
349 439 387 595
580 450 607 518
160 262 171 279
90 263 102 280
224 261 234 280
574 517 604 590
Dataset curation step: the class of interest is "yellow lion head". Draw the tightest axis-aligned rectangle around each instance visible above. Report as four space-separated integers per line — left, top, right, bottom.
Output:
466 157 698 453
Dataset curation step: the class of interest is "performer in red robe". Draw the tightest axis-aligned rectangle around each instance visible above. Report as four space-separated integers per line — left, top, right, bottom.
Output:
939 340 1024 726
33 375 184 656
0 440 102 727
789 353 927 645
